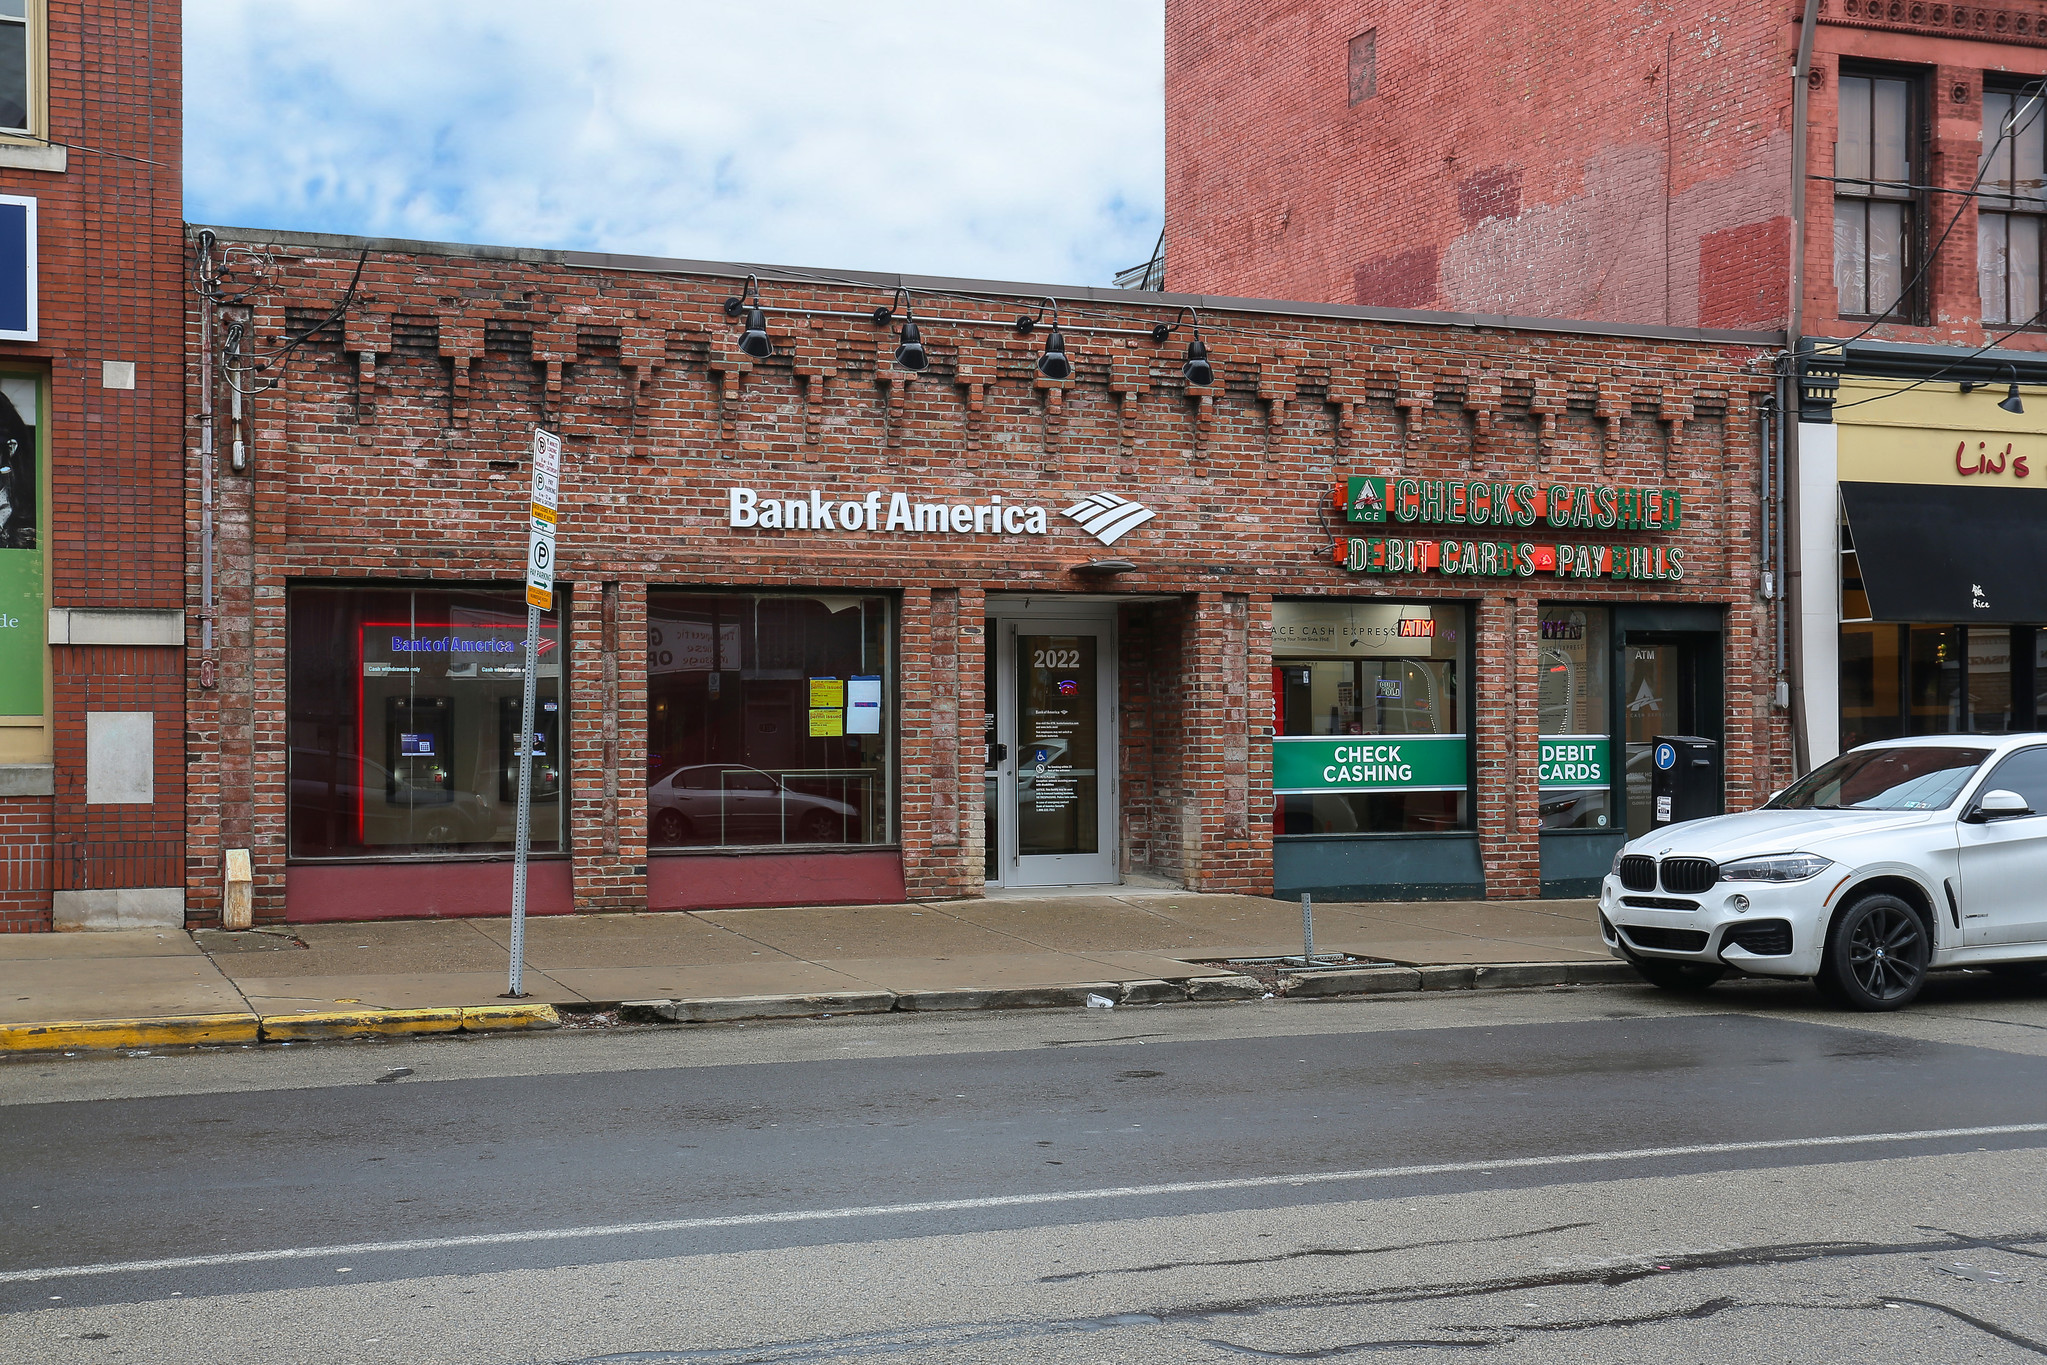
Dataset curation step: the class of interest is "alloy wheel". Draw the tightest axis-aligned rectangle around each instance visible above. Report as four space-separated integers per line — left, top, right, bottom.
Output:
1841 899 1928 1006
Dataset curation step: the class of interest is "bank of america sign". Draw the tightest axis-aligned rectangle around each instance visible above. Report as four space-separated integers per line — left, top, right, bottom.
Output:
1061 492 1156 546
726 486 1156 543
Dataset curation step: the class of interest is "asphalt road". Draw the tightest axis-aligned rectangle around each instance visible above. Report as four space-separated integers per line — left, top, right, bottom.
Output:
4 971 2047 1363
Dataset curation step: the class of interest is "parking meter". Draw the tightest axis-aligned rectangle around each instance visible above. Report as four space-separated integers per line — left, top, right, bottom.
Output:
1650 734 1720 829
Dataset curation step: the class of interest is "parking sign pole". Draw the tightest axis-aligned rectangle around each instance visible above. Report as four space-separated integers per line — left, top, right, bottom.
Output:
508 601 540 998
508 427 561 999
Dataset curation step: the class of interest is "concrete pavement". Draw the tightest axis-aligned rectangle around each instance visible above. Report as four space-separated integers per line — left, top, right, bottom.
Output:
4 978 2047 1362
0 891 1612 1047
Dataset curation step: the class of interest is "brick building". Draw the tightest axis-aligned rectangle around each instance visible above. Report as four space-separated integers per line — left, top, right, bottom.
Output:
184 227 1782 923
0 1 186 932
1167 0 2047 775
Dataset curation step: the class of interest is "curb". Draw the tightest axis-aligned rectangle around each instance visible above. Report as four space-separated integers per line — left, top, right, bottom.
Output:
4 961 1637 1053
0 1003 562 1054
0 1012 262 1053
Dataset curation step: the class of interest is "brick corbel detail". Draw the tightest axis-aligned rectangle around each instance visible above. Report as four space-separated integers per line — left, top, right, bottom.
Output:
532 317 578 421
704 335 756 450
951 339 998 461
437 312 484 426
1255 346 1299 461
1107 341 1151 454
789 321 838 457
343 311 390 429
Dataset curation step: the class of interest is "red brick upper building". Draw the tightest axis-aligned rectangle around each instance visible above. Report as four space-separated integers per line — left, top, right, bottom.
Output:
0 1 187 931
1165 0 2047 351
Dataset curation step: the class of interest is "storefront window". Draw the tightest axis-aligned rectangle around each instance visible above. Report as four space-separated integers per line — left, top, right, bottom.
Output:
1906 625 1962 734
1536 606 1612 830
1969 629 2015 733
288 587 563 858
646 593 891 849
1271 600 1467 835
1840 622 1903 751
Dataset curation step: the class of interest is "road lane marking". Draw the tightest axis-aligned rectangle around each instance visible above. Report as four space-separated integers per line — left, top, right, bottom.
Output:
6 1121 2045 1286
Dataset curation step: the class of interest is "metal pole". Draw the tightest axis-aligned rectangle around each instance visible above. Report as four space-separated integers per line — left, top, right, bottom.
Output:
1301 892 1314 965
507 601 540 998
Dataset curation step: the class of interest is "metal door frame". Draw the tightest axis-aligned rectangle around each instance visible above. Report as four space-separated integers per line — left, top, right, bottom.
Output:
987 606 1119 888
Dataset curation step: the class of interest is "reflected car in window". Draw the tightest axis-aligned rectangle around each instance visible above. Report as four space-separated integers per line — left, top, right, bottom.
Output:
1598 735 2047 1011
648 764 861 847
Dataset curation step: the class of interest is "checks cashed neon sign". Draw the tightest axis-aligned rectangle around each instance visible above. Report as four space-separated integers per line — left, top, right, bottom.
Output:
1331 475 1687 582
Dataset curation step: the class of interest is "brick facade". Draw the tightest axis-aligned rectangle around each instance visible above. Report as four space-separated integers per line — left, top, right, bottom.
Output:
186 228 1788 921
1166 0 2047 350
0 0 187 929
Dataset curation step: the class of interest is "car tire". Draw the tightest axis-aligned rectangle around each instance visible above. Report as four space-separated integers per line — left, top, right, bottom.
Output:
651 809 690 845
1625 958 1727 992
1820 893 1929 1012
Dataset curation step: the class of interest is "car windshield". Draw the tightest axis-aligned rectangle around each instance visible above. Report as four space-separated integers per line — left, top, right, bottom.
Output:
1767 745 1990 811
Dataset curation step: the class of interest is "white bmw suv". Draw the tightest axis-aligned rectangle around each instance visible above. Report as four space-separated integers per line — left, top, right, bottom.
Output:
1599 734 2047 1011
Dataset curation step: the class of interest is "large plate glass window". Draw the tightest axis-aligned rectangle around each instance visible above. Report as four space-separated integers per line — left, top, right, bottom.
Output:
1536 605 1611 829
646 593 891 849
288 586 564 858
1271 601 1467 835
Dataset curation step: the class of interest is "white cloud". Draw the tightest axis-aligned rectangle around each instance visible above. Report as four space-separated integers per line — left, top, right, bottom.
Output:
184 1 1165 287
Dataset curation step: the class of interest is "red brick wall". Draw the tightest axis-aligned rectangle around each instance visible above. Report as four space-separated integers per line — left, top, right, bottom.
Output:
1165 0 1793 327
0 1 187 928
186 231 1783 914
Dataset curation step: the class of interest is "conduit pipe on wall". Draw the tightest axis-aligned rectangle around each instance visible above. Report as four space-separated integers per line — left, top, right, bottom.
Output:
1783 0 1822 774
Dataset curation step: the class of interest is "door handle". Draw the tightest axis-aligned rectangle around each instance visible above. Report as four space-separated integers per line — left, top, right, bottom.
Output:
992 743 1008 761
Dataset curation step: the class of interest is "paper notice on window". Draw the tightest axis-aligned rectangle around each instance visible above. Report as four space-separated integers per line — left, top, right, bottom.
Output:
809 707 844 738
809 677 844 709
847 675 882 735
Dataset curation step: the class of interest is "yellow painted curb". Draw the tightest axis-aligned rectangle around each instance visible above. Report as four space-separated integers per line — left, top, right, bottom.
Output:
259 1007 465 1041
0 1013 261 1053
460 1003 561 1032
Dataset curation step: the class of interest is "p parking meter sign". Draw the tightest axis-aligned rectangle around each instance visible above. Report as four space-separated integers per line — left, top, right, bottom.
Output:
526 428 561 610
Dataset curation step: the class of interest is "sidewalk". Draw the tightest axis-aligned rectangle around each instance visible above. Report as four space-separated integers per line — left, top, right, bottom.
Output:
0 891 1616 1045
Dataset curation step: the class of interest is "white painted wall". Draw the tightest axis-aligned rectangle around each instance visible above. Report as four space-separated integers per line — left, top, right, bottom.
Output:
1797 423 1840 767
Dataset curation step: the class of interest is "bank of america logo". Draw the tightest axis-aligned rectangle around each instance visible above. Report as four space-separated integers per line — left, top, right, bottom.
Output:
1062 492 1156 546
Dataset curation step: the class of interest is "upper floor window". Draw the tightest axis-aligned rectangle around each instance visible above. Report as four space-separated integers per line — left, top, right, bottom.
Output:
1981 87 2047 327
0 1 47 142
1834 70 1919 320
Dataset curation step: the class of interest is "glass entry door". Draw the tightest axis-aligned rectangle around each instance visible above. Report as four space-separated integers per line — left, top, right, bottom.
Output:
991 617 1117 887
1621 633 1721 837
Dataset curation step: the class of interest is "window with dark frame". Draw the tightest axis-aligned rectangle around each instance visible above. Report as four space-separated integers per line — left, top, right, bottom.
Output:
1834 69 1920 321
645 592 893 851
1980 85 2047 327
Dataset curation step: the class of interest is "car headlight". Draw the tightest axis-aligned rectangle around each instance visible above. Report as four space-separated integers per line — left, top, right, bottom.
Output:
1719 853 1833 883
1611 849 1625 876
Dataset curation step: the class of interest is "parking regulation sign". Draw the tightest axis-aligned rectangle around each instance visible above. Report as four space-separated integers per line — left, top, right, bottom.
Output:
526 428 561 609
526 516 555 609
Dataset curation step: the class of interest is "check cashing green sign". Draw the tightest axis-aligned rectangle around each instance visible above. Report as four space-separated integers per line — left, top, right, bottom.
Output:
1539 736 1609 789
1273 735 1608 794
1272 735 1468 792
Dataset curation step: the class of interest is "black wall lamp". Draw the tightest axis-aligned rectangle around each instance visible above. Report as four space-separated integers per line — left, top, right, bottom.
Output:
722 274 774 359
870 287 929 373
1961 363 2026 414
1014 299 1074 381
1150 306 1214 386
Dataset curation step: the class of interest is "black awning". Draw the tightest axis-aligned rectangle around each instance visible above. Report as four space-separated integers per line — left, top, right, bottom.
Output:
1841 480 2047 624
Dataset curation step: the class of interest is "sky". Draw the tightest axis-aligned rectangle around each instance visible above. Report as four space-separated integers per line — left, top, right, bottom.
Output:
183 2 1167 289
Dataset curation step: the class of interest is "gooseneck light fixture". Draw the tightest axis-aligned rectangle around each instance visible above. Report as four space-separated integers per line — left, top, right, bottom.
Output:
721 275 775 360
1015 299 1073 381
1961 363 2027 415
1150 306 1214 387
871 288 930 373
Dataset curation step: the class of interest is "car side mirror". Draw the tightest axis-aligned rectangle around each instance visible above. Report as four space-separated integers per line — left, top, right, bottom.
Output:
1965 788 2035 823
